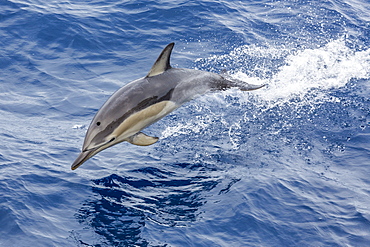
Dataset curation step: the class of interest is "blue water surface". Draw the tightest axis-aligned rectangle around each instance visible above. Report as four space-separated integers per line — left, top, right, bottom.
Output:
1 0 370 246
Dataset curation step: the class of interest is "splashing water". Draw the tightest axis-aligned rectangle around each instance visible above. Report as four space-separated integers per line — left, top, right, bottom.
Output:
233 39 370 103
161 39 370 152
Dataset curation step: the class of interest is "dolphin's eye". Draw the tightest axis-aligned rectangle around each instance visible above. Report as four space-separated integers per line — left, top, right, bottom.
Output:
110 138 115 142
96 122 101 126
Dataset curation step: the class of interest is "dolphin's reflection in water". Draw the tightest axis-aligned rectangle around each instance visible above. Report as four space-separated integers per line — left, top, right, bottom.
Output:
74 163 223 246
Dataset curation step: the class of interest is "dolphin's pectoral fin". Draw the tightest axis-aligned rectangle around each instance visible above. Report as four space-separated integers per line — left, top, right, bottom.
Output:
127 132 159 146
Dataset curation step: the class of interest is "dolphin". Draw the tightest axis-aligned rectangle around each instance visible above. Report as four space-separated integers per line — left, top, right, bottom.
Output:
71 42 264 170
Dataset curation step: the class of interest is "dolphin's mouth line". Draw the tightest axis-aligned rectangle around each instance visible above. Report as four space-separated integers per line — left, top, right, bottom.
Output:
72 138 117 170
83 137 116 152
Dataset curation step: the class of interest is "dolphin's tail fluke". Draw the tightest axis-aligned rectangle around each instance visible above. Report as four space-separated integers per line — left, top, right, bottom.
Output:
217 71 265 91
226 77 265 91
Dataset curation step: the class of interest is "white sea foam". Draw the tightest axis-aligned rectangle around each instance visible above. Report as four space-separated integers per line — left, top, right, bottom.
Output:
233 39 370 103
161 117 211 139
161 39 370 139
72 124 85 129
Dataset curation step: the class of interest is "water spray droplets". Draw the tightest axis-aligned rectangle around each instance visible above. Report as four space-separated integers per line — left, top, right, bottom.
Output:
162 39 369 153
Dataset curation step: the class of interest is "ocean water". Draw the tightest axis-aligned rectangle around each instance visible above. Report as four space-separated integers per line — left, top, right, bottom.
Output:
1 0 370 246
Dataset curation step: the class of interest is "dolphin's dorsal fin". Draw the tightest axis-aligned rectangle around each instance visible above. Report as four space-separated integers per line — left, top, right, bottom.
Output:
146 43 174 78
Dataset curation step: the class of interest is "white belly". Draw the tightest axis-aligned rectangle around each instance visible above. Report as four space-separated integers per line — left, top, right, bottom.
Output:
110 100 178 142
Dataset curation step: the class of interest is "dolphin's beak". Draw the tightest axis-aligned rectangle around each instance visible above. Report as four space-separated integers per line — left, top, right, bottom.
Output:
71 150 94 170
71 138 117 170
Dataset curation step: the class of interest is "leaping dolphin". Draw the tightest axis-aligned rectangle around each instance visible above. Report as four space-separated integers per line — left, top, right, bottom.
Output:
71 43 264 170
